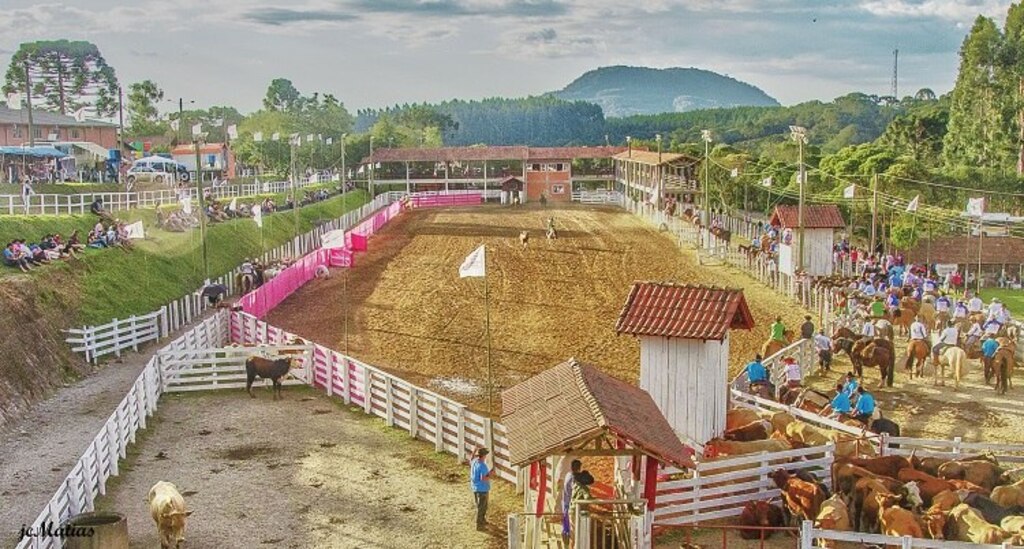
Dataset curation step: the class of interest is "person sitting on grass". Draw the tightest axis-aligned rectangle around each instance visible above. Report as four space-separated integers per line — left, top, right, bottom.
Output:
87 229 107 248
16 240 48 266
115 222 134 251
3 241 33 272
57 232 82 258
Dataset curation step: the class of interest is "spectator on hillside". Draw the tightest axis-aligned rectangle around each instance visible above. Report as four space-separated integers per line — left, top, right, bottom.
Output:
16 240 48 265
3 241 33 272
87 228 107 248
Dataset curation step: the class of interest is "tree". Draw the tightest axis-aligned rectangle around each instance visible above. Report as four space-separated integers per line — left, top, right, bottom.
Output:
943 16 1008 169
2 40 119 115
126 80 164 136
263 78 301 111
1001 2 1024 173
914 88 937 101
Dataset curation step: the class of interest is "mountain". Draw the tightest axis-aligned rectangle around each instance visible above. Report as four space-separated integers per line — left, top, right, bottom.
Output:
552 66 780 118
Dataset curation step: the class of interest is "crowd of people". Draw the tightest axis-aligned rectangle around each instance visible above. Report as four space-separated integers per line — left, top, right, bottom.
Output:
3 233 85 272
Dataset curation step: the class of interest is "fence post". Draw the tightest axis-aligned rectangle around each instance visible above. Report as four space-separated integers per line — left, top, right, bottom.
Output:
363 368 372 415
385 377 395 427
758 451 769 495
341 357 351 405
409 388 419 439
953 436 962 456
457 406 467 463
325 353 335 397
901 535 913 549
110 318 121 358
159 306 168 339
130 315 139 351
800 520 813 549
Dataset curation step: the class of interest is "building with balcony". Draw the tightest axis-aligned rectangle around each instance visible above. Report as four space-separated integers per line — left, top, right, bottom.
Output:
0 106 118 149
614 150 700 208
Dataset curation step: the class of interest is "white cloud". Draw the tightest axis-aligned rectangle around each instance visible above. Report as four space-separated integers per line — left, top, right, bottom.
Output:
859 0 1008 21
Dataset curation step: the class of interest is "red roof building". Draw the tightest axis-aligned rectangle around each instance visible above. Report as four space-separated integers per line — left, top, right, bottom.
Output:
617 283 754 445
769 204 845 229
616 283 754 341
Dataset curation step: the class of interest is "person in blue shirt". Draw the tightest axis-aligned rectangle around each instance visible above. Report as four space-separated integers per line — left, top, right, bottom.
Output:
852 387 875 424
981 335 1000 385
745 355 768 392
828 383 852 418
470 447 492 530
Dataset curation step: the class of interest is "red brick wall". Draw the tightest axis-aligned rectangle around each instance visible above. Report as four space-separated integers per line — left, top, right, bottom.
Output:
525 160 572 202
0 123 117 149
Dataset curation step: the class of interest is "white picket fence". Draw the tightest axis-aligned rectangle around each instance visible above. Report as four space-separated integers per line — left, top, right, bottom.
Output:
64 191 396 363
0 178 325 216
571 189 623 204
654 444 835 526
15 312 230 549
158 344 314 393
800 521 1024 548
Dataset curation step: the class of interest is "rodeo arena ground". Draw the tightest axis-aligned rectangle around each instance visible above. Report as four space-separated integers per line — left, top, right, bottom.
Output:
6 152 1024 549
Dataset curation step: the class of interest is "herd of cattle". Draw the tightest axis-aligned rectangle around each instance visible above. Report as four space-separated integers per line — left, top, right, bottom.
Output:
714 409 1024 544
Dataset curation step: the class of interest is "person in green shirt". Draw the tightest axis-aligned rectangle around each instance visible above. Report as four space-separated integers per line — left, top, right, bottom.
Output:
770 316 787 342
870 297 886 319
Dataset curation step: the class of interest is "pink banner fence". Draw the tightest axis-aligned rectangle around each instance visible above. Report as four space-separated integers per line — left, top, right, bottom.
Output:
346 201 402 250
238 249 331 318
411 193 482 208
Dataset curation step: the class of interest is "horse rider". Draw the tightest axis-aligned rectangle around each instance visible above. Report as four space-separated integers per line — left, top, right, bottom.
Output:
240 257 255 278
852 386 876 425
932 321 959 365
968 294 985 315
861 318 877 339
860 279 878 298
885 289 900 316
909 315 929 343
869 295 886 319
800 315 815 340
953 300 969 323
770 316 787 343
922 276 938 295
988 298 1011 325
814 329 832 371
983 316 1002 337
965 318 984 348
982 334 1000 384
934 293 952 317
782 356 802 390
745 355 771 394
546 217 556 238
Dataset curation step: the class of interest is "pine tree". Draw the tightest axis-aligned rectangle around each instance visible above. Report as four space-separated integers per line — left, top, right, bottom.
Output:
1001 2 1024 173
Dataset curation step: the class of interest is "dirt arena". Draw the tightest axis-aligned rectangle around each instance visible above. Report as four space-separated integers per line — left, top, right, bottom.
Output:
268 204 809 413
95 387 516 549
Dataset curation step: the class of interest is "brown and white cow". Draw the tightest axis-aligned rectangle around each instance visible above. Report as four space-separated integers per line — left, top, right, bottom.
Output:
147 481 192 549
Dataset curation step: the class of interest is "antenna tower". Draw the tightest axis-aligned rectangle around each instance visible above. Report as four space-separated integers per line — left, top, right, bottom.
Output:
891 48 899 99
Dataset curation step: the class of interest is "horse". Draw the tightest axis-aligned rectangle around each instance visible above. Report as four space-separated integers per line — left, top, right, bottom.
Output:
874 319 895 342
918 301 936 332
237 271 257 294
836 337 894 387
934 310 951 331
935 346 967 389
904 339 930 380
887 300 917 336
519 231 529 249
994 339 1017 395
762 330 794 359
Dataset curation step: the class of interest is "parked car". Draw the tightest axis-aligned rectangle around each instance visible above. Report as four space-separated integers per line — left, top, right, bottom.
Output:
125 157 190 188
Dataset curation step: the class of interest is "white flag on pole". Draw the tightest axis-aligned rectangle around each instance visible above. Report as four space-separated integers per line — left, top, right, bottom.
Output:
252 205 263 228
459 245 486 278
906 195 920 213
357 165 365 174
253 131 264 142
966 197 985 217
843 184 856 199
271 132 281 141
213 118 225 127
73 107 88 122
290 133 301 145
124 220 146 240
375 162 382 169
228 197 237 211
730 168 739 178
170 119 180 132
191 123 203 136
761 176 773 187
180 194 192 215
227 124 238 140
325 137 333 145
5 92 20 108
307 133 315 143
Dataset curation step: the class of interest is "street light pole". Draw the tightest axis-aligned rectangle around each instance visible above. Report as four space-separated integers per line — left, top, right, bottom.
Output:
194 135 209 280
702 129 712 224
369 135 375 199
790 126 808 272
24 62 35 147
655 134 662 210
340 132 347 190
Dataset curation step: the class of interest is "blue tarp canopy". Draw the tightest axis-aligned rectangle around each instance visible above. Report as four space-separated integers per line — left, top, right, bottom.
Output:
0 146 69 158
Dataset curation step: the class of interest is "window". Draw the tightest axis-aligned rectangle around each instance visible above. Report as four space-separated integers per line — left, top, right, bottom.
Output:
551 184 565 194
530 163 541 172
70 128 81 139
554 163 564 172
32 127 43 139
12 125 22 138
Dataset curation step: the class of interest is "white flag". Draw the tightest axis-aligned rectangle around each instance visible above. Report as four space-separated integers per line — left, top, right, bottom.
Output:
906 195 920 213
843 184 856 199
180 194 192 215
325 137 333 145
227 124 238 140
191 123 203 136
730 168 739 178
966 197 985 217
213 118 225 127
228 197 237 211
253 131 264 142
124 220 145 240
290 133 301 145
375 162 382 169
306 134 315 143
761 176 773 187
5 92 19 108
271 132 281 141
170 119 180 132
252 205 263 228
459 245 486 278
73 107 88 122
357 165 365 174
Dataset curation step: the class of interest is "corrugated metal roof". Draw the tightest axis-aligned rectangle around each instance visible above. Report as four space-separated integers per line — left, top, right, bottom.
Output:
770 204 845 229
0 106 115 128
500 359 695 468
615 283 755 341
612 150 698 166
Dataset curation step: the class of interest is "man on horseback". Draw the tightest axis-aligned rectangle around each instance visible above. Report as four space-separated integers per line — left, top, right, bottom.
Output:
869 295 885 319
770 317 786 343
932 321 959 367
861 319 877 338
982 334 1000 385
885 289 900 316
239 258 257 293
968 294 984 315
966 319 984 349
545 217 557 240
852 386 875 425
744 354 772 396
953 300 969 323
909 315 928 343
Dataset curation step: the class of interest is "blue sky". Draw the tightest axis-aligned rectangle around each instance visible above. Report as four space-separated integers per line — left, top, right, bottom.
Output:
0 0 1013 114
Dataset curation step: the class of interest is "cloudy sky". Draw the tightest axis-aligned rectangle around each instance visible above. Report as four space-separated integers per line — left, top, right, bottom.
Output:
0 0 1014 114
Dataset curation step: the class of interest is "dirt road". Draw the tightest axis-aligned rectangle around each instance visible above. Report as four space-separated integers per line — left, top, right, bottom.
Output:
269 205 808 413
95 387 516 549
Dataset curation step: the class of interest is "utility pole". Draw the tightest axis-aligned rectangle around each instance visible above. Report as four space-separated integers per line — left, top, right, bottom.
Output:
369 135 375 199
870 173 879 255
117 86 124 160
340 132 347 190
290 136 299 240
790 126 808 272
194 136 209 280
702 129 712 223
178 98 184 143
24 62 35 147
977 199 986 295
655 134 662 210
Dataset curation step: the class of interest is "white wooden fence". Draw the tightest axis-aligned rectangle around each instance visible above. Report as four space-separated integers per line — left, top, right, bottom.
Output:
0 179 324 216
571 189 623 204
800 520 1024 548
158 344 314 393
64 192 396 362
654 444 834 526
15 312 230 549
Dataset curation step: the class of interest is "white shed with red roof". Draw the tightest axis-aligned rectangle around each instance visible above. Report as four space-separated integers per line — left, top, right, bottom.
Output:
769 204 845 277
616 283 754 445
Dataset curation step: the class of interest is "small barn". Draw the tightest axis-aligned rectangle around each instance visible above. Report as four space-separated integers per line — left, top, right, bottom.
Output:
770 204 845 277
615 283 755 445
501 359 695 547
499 175 525 205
